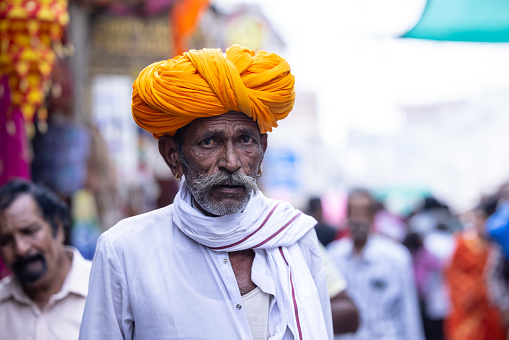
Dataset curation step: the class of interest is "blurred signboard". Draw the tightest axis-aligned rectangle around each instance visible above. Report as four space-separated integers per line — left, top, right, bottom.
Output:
89 14 172 74
225 12 267 51
91 75 138 187
264 148 299 190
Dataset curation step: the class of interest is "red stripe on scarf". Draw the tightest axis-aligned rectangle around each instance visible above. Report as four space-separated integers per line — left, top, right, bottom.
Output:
279 247 303 340
251 212 302 249
208 202 282 250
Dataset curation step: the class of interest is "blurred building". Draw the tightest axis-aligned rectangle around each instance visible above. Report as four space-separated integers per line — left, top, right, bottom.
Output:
335 90 509 215
263 91 341 210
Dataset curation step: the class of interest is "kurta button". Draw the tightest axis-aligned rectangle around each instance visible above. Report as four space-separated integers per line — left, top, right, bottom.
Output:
223 259 228 264
236 304 242 310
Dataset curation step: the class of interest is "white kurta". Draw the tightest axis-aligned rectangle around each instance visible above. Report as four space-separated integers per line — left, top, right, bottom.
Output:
79 203 332 339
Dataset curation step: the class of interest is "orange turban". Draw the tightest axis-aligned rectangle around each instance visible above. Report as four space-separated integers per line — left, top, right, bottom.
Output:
132 44 295 139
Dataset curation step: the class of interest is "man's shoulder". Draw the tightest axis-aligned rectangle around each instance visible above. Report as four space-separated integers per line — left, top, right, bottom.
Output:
0 276 15 303
101 205 174 244
289 228 322 262
326 237 353 257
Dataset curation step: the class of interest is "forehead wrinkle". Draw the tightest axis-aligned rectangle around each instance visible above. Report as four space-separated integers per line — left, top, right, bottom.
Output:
238 127 260 137
187 123 259 145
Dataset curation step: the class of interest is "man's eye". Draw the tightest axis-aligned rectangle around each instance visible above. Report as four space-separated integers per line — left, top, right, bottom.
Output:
23 225 40 235
200 138 214 146
240 136 252 143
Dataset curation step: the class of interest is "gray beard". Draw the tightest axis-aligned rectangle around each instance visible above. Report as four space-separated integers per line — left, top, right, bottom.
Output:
186 171 259 216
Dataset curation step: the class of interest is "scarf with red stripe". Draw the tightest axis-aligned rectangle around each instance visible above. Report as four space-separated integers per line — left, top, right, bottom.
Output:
172 181 330 339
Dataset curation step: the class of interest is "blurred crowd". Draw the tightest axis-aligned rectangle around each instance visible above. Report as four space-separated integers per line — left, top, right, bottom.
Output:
308 181 509 340
3 175 509 339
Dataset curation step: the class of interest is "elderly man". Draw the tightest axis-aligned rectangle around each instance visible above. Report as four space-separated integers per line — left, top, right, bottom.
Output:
0 180 92 339
328 188 424 340
79 45 333 339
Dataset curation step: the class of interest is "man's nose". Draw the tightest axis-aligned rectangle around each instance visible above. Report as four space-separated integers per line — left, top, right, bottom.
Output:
219 141 241 173
14 235 31 256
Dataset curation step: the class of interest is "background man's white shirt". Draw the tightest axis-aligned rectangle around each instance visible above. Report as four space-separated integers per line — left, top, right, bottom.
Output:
0 247 91 340
328 235 424 340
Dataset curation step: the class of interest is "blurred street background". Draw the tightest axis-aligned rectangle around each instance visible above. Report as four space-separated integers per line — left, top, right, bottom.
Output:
1 0 509 254
3 0 509 224
3 0 509 338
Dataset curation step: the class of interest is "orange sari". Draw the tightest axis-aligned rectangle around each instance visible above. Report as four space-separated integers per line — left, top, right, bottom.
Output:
445 231 506 340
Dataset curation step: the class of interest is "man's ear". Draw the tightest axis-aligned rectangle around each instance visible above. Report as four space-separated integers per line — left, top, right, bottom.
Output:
261 134 268 154
158 136 184 178
258 134 268 171
54 219 66 244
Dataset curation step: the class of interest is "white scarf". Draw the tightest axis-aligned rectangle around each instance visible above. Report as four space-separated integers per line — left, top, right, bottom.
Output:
172 181 329 339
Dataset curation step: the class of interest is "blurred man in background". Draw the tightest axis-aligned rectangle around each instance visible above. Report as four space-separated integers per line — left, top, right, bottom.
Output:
328 188 424 340
403 231 448 340
485 187 509 335
0 179 91 339
320 245 360 335
308 196 337 246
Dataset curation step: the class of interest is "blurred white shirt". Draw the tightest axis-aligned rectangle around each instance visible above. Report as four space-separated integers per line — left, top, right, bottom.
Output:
422 229 454 319
328 235 424 340
0 247 91 340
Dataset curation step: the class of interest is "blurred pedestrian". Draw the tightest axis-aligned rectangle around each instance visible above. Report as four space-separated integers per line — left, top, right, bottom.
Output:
328 188 424 340
485 240 509 334
407 196 462 234
0 179 92 339
318 243 360 335
373 200 408 242
445 197 506 340
79 45 333 340
308 196 338 246
485 190 509 335
403 232 448 340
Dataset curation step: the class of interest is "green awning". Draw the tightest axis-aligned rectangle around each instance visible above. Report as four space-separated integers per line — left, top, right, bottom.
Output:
402 0 509 42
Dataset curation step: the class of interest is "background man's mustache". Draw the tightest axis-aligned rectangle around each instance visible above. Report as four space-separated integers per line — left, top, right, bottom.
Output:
12 253 47 283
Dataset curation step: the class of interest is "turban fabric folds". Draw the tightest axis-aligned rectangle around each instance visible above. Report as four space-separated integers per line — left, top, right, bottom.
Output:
132 45 295 138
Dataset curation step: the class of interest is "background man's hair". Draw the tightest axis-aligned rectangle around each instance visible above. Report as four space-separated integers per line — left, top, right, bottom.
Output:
0 179 70 237
348 188 374 203
307 197 322 214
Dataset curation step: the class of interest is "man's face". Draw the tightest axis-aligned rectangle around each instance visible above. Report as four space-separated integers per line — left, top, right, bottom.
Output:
180 112 267 216
0 194 64 287
347 194 373 243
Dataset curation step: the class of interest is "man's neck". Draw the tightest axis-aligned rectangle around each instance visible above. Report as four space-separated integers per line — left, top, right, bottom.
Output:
229 249 257 295
23 249 73 310
191 197 218 217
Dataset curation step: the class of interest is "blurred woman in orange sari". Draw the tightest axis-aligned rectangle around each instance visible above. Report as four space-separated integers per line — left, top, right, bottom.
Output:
445 198 506 340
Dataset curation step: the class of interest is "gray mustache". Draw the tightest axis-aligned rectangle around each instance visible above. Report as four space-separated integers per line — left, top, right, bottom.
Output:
189 171 259 193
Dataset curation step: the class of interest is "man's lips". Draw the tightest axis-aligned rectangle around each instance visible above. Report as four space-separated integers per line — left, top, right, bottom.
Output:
214 184 245 193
